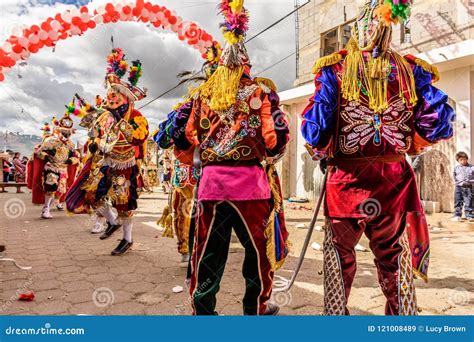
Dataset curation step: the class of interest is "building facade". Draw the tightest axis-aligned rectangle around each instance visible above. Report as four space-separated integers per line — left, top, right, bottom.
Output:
279 0 474 212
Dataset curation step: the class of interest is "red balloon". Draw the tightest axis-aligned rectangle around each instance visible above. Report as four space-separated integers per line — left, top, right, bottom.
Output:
123 5 131 14
59 32 68 40
0 73 5 82
152 5 160 13
144 2 152 10
40 21 51 31
72 16 82 26
132 7 141 16
30 25 40 33
169 16 177 25
44 39 54 47
79 23 88 31
103 14 111 23
28 44 39 53
178 35 185 41
105 3 114 13
12 44 23 54
152 20 161 27
87 21 96 29
55 13 62 21
80 6 88 13
141 16 149 23
136 0 145 9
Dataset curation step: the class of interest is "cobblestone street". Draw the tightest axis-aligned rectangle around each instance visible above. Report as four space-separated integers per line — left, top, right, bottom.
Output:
1 190 473 315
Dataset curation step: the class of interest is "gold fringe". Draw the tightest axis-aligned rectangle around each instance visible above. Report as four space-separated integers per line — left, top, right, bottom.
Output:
341 50 362 103
190 65 244 112
414 57 440 83
254 77 278 93
312 52 343 75
413 268 428 283
264 165 287 271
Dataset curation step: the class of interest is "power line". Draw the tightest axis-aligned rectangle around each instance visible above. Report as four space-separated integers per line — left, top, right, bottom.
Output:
139 0 310 110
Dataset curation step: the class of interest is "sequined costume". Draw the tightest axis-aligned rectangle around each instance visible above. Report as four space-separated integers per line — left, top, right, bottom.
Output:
301 0 455 315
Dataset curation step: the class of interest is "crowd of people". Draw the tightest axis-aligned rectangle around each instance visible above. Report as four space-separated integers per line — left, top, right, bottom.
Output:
1 152 29 186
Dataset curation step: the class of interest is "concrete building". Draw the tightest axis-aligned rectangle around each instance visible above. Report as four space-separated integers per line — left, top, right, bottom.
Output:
279 0 474 213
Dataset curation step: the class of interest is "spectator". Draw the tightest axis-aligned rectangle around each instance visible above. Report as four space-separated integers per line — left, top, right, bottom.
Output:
2 156 12 184
13 152 26 184
452 151 474 221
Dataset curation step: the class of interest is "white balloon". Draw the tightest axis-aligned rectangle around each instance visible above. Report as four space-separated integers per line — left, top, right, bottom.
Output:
2 42 12 53
11 26 23 37
80 13 90 23
171 24 179 32
18 36 29 48
50 20 61 31
97 5 106 15
115 4 123 12
70 26 81 35
48 30 59 40
94 15 104 24
71 8 80 17
62 11 72 23
141 9 149 18
176 17 183 25
10 52 20 61
38 30 48 40
20 49 30 59
3 67 11 74
156 12 164 20
149 13 156 22
120 13 128 21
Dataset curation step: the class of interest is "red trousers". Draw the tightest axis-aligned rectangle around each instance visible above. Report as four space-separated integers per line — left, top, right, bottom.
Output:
324 213 417 315
189 200 273 315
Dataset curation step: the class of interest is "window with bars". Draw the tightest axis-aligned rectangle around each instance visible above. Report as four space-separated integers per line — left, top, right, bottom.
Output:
320 19 355 57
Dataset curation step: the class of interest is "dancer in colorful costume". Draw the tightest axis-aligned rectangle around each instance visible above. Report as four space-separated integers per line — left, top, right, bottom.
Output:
30 111 79 219
154 45 222 264
301 0 455 315
66 48 149 255
173 0 290 315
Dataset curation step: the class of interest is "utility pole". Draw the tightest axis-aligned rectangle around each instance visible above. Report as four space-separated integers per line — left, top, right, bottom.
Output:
294 0 300 79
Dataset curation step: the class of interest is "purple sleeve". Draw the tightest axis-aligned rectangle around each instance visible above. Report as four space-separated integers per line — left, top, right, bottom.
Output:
267 90 289 157
413 65 455 143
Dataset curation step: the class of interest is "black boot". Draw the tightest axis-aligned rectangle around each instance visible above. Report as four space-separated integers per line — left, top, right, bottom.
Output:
263 303 280 316
111 239 133 256
100 222 121 240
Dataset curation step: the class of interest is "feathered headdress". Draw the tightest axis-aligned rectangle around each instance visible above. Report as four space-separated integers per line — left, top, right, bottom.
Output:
191 0 250 112
128 60 143 86
73 93 104 129
219 0 249 45
105 48 147 102
107 48 128 79
374 0 413 26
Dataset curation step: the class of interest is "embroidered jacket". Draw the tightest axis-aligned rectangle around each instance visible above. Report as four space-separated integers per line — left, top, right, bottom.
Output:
175 77 289 166
94 109 149 170
36 135 79 171
301 50 455 160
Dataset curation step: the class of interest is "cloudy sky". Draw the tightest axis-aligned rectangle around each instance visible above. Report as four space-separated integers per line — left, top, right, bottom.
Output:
0 0 298 143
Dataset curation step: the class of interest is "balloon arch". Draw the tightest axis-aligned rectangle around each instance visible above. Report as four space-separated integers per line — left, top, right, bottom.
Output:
0 0 218 82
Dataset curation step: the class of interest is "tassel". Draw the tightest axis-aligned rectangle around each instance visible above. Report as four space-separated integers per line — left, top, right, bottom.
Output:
312 52 343 75
161 212 174 238
254 77 278 93
191 65 244 112
157 205 170 229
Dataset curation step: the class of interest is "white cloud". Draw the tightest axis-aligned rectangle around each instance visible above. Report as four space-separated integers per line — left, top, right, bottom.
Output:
0 0 297 143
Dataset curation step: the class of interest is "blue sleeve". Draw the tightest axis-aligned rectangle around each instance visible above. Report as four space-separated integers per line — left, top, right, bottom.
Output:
154 110 177 149
173 101 194 151
413 65 455 143
301 66 338 148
